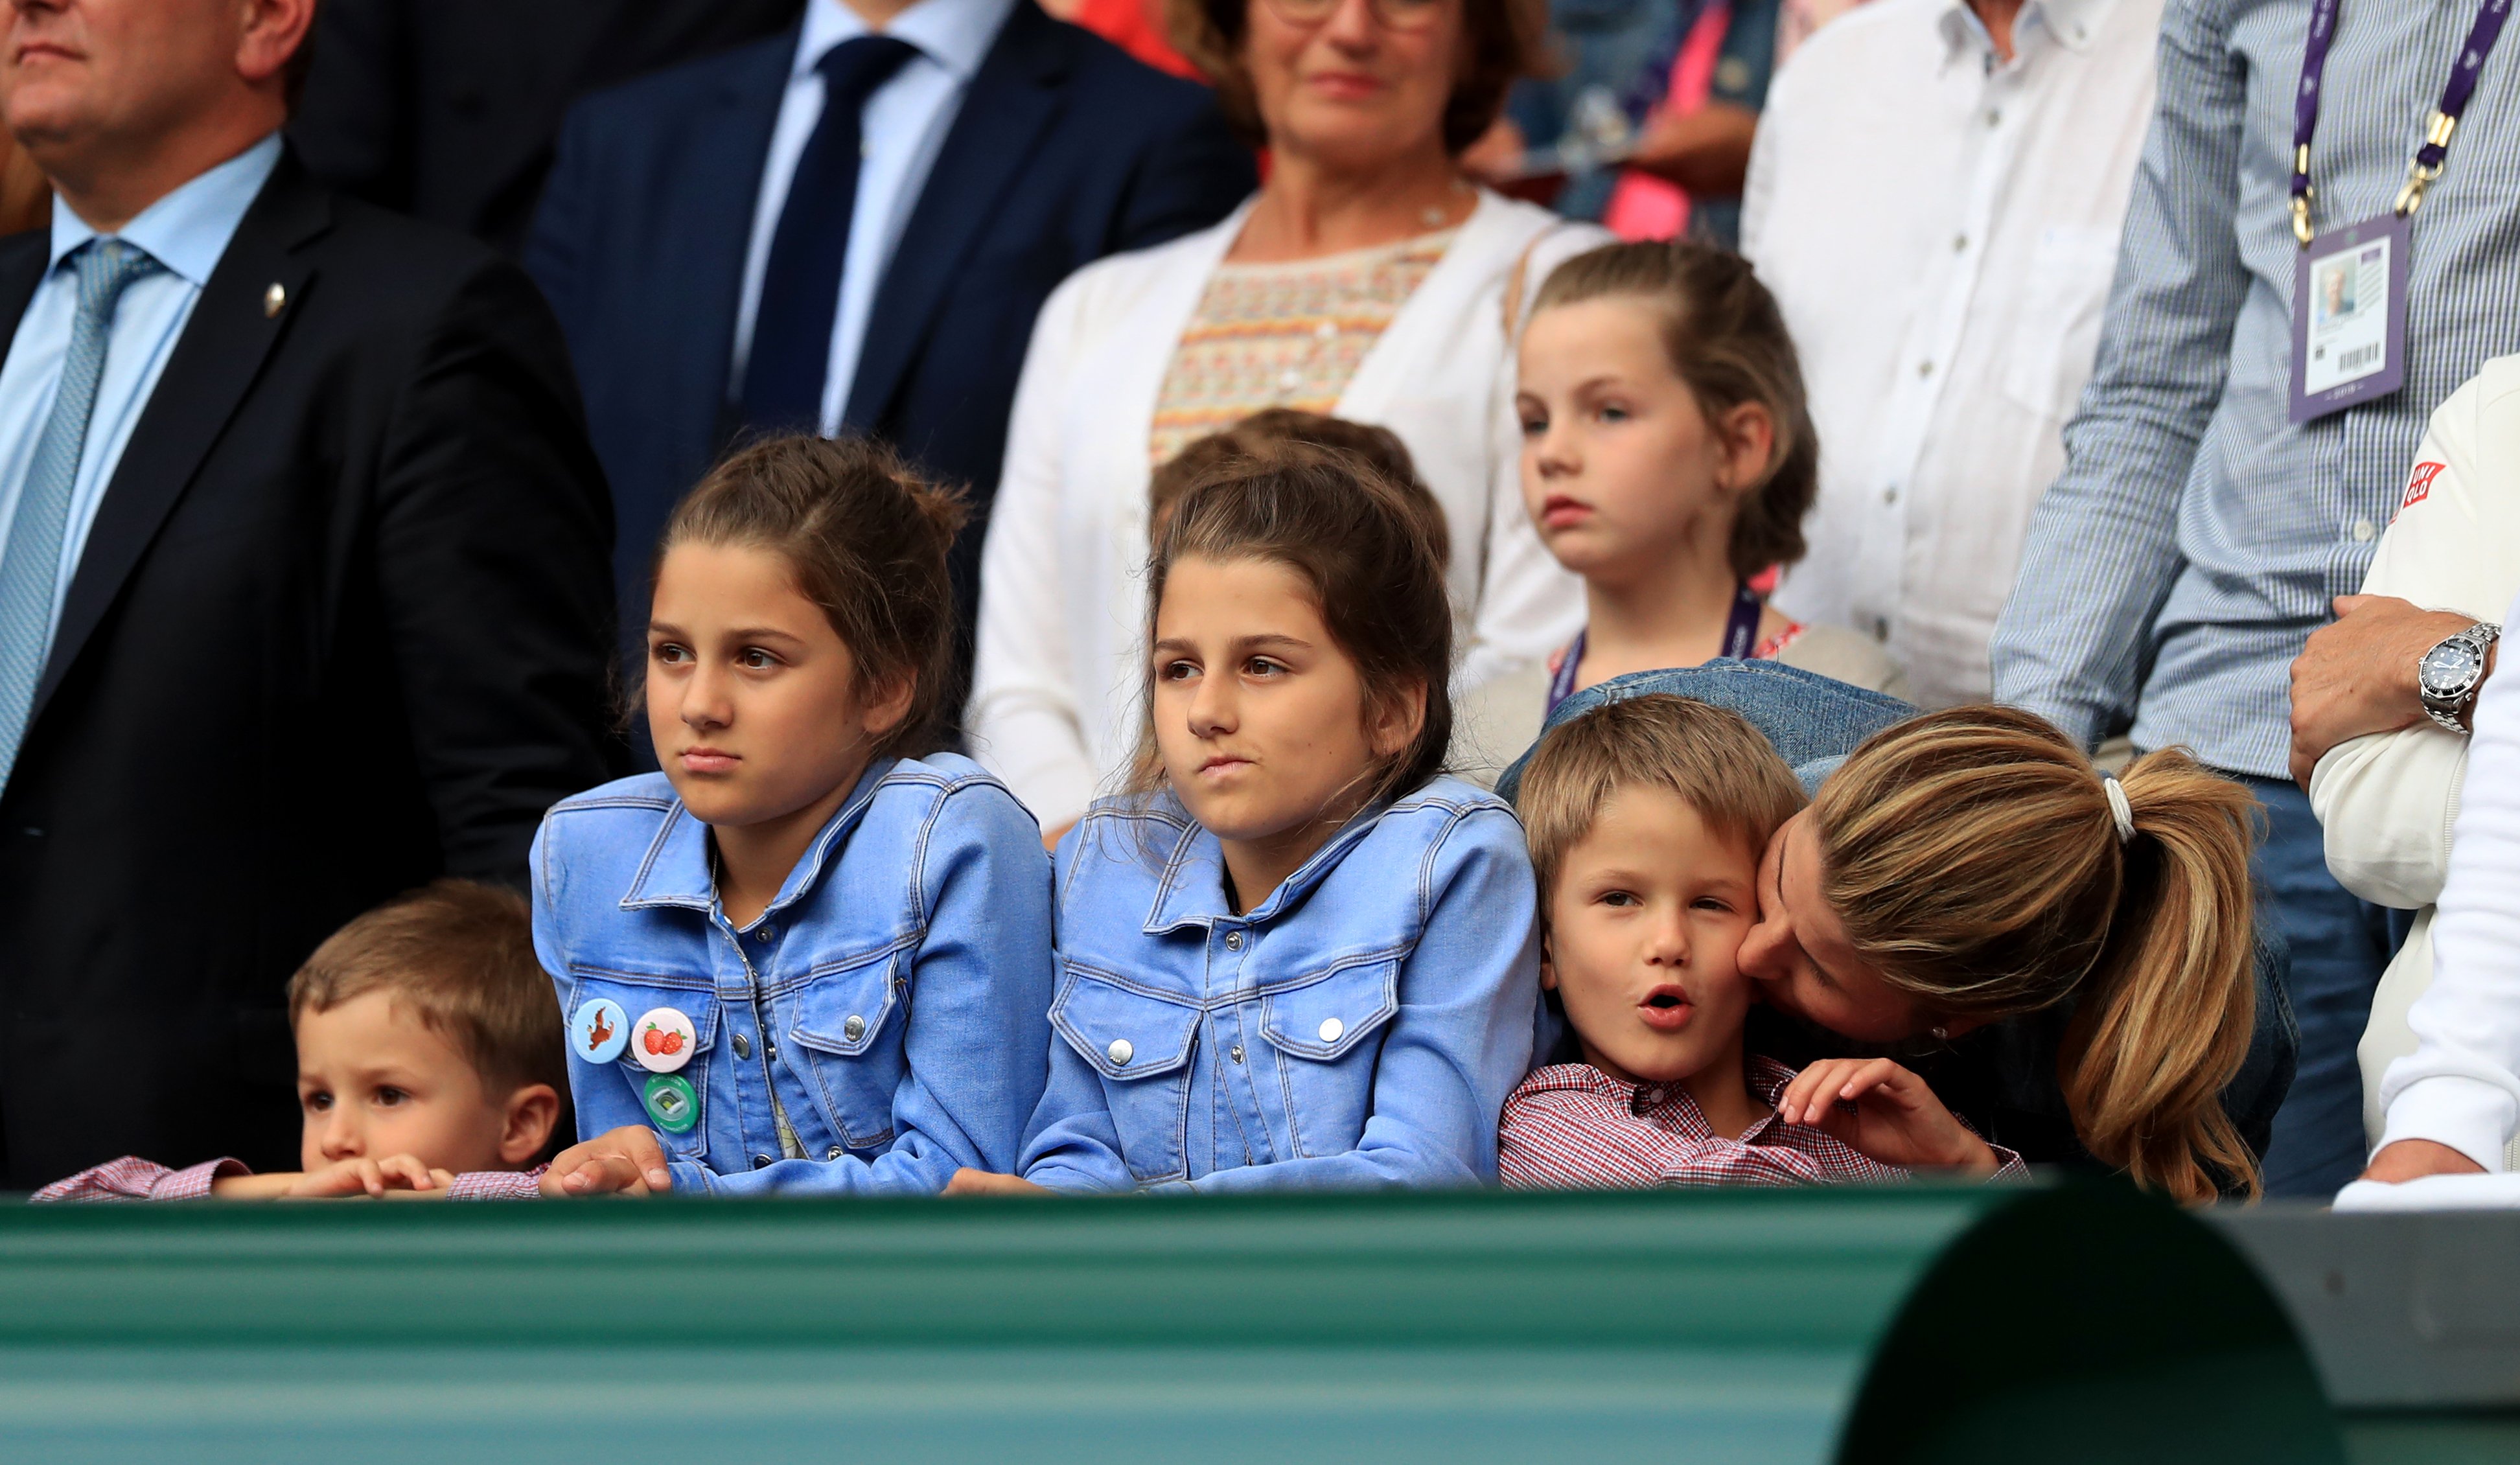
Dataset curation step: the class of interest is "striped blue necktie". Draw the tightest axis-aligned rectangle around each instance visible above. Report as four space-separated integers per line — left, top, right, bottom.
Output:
0 238 163 790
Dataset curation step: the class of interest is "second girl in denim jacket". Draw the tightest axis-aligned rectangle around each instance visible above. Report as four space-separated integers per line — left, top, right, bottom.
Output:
536 437 1053 1197
953 436 1542 1196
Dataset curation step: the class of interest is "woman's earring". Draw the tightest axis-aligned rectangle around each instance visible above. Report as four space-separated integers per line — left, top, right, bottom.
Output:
1929 1024 1950 1043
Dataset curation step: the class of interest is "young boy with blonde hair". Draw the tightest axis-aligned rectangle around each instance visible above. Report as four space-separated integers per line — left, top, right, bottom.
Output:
38 881 564 1201
1499 694 2018 1187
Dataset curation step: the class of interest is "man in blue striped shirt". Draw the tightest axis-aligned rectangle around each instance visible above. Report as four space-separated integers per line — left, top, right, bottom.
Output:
1992 0 2520 1197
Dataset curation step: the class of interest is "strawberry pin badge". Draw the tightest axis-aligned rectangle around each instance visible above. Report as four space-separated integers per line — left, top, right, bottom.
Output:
631 1006 698 1074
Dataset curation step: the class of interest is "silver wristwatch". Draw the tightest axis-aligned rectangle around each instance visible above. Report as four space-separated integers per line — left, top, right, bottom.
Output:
2418 622 2501 733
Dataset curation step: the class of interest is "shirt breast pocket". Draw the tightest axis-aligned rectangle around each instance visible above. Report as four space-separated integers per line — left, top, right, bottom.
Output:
2000 225 2123 421
1050 964 1201 1185
1258 954 1402 1159
783 947 908 1153
564 966 719 1161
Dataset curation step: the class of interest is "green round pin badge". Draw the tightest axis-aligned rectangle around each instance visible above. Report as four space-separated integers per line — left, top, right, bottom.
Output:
642 1072 698 1133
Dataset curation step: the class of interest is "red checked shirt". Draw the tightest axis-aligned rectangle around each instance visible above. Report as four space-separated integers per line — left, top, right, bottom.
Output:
1498 1057 2026 1190
31 1157 549 1202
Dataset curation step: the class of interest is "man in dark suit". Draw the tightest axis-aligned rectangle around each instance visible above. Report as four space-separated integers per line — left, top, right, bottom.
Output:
527 0 1253 700
288 0 804 256
0 0 619 1184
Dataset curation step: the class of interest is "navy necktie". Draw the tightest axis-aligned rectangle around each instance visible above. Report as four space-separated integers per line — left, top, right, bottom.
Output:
741 34 920 435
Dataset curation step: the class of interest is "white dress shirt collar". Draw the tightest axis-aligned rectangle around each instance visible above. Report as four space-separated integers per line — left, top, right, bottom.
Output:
49 131 284 286
1937 0 2116 63
796 0 1016 85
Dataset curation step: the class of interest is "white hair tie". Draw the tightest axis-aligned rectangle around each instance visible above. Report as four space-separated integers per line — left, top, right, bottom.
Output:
2101 773 2136 845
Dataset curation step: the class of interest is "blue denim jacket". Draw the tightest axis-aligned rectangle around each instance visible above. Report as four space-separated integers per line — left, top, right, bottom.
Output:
1495 660 2298 1172
531 756 1055 1195
1019 776 1541 1193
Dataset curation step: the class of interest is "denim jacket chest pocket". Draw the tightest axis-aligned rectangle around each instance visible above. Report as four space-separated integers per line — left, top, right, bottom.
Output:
1254 952 1402 1159
564 963 721 1160
1050 963 1202 1184
779 943 910 1153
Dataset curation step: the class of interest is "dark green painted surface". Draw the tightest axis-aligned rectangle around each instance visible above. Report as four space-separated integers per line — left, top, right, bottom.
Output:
0 1181 2339 1462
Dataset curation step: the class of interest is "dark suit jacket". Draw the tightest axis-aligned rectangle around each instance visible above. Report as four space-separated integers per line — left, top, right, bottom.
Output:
289 0 804 255
0 154 621 1186
526 3 1254 689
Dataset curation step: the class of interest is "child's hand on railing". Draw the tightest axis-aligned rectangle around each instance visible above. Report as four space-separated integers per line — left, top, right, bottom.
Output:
283 1155 459 1198
1776 1058 2000 1177
943 1168 1051 1197
541 1125 673 1196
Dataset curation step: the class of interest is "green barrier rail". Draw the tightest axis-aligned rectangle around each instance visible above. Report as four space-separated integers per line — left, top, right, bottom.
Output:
0 1179 2337 1464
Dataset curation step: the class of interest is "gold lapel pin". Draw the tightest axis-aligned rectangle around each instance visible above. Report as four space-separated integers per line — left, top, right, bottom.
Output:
263 283 286 318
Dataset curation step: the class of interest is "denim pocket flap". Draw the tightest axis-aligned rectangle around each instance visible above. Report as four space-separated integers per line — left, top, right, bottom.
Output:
1053 967 1200 1080
1260 955 1400 1061
787 949 901 1059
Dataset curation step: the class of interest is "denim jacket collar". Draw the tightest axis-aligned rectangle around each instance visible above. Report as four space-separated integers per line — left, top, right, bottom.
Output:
1142 795 1391 934
619 758 900 925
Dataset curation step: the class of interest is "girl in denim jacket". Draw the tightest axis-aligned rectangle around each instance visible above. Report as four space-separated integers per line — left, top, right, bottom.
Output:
951 440 1543 1195
536 436 1054 1197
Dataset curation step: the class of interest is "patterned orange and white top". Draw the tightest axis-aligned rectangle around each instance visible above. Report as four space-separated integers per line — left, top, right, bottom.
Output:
1146 227 1457 467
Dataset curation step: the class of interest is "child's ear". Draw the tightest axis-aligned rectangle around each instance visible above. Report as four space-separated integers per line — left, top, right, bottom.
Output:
499 1083 562 1167
1367 679 1428 761
1538 929 1559 992
857 669 918 742
1713 401 1777 497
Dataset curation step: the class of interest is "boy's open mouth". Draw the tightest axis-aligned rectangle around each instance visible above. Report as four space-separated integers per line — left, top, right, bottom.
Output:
1637 985 1693 1032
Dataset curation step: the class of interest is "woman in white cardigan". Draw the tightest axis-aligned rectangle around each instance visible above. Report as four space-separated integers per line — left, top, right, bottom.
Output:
2295 356 2520 1173
967 0 1601 836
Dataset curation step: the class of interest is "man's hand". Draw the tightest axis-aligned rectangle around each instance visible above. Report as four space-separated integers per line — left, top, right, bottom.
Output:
2290 595 2482 785
540 1125 673 1197
286 1155 457 1198
2359 1138 2488 1184
1625 100 1758 196
1778 1057 2000 1175
943 1168 1052 1197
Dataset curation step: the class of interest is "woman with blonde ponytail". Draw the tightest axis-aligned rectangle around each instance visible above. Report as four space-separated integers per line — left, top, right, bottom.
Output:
1501 664 2296 1203
1752 708 2266 1201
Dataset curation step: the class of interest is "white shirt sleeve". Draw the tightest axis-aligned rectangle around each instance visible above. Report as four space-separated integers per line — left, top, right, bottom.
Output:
2376 578 2520 1171
966 271 1100 833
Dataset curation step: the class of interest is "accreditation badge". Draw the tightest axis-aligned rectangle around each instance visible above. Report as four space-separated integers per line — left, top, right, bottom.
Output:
2291 213 2410 424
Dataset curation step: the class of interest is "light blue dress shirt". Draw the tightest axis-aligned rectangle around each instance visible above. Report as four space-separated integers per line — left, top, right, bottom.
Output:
0 132 281 644
729 0 1018 432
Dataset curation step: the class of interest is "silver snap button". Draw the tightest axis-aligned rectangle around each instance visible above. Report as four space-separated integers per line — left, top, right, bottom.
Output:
751 1154 774 1170
1318 1017 1344 1043
732 1032 752 1060
756 925 774 943
1229 1043 1245 1064
843 1015 866 1042
826 1145 845 1160
1224 930 1243 951
1107 1038 1134 1067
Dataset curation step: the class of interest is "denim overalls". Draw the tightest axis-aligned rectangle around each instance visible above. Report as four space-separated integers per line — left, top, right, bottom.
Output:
1019 775 1541 1192
533 755 1055 1195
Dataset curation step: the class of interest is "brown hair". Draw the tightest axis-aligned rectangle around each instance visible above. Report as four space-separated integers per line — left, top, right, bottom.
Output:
1151 410 1439 549
286 880 564 1100
658 434 968 760
1136 442 1454 809
1530 240 1817 580
1516 693 1805 904
1167 0 1547 154
1811 706 2261 1203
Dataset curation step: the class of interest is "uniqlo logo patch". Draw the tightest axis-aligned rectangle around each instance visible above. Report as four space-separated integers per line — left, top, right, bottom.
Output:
2403 461 2447 509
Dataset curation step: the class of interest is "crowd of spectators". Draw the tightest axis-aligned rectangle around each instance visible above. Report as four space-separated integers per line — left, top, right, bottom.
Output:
4 0 2519 1206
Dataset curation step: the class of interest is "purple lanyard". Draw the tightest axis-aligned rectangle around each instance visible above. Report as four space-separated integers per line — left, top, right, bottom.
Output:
2291 0 2515 244
1545 582 1766 713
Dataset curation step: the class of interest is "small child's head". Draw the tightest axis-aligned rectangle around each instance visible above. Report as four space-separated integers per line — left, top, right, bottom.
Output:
286 880 566 1175
649 434 967 829
1135 441 1453 863
1517 695 1805 1085
1149 409 1432 546
1515 240 1815 588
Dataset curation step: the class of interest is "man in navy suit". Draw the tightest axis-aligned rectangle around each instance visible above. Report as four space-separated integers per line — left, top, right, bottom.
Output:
527 0 1253 696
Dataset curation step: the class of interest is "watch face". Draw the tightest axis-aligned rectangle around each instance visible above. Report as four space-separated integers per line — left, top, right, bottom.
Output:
2422 641 2481 695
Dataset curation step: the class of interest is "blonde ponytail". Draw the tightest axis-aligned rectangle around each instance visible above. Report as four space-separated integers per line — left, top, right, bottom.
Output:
1812 707 2261 1203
